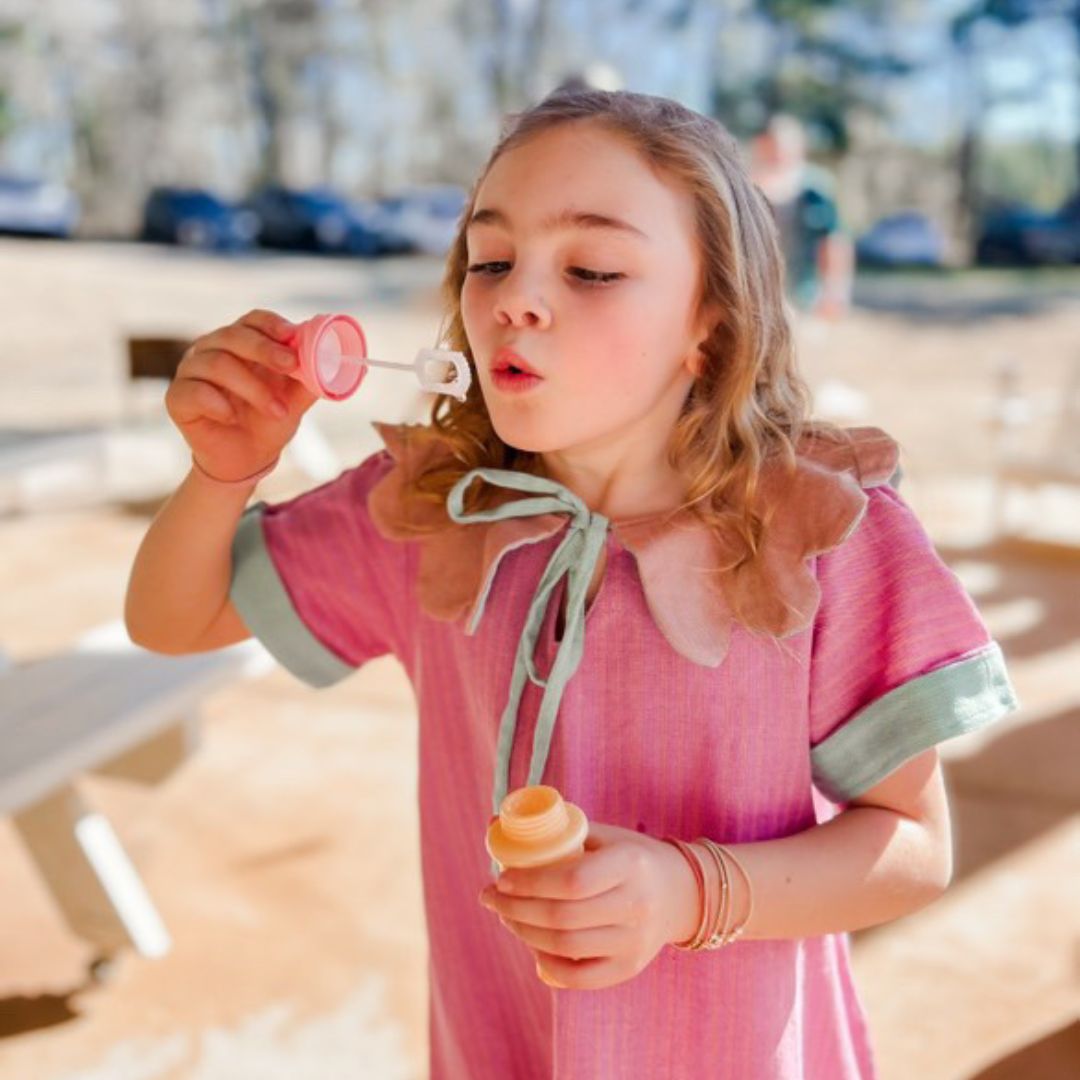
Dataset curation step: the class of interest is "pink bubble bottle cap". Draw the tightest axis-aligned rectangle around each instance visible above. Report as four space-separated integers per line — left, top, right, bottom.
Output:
486 785 588 871
287 313 471 401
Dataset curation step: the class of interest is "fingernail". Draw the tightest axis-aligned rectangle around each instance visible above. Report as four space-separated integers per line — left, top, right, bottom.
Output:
277 352 296 369
536 961 563 988
271 400 288 418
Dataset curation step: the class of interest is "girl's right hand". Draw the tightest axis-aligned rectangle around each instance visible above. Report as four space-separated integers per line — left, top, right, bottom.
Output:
166 309 320 482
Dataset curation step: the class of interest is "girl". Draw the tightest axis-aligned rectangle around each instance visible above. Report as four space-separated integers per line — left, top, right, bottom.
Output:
126 87 1019 1079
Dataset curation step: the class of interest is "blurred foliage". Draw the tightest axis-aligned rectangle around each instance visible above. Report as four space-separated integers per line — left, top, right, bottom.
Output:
714 0 922 153
979 140 1079 209
0 0 1074 252
0 18 23 142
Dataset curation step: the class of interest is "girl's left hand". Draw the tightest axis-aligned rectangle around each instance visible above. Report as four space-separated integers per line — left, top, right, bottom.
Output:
477 820 688 991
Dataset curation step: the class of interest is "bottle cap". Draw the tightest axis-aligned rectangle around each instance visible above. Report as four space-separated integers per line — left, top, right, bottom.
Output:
486 785 588 870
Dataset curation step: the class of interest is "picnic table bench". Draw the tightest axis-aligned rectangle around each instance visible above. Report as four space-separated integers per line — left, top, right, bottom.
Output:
0 427 109 516
1 622 271 977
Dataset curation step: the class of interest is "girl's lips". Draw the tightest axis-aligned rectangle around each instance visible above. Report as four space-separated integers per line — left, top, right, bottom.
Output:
491 347 541 378
491 367 543 394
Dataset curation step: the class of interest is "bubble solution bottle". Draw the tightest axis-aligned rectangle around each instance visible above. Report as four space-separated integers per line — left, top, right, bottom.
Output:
486 786 590 988
486 785 589 872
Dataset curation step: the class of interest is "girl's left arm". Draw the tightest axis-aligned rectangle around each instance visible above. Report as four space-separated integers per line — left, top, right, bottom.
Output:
479 747 950 990
719 745 952 942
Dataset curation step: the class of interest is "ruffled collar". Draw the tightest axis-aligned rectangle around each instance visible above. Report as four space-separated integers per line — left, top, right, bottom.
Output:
366 419 900 667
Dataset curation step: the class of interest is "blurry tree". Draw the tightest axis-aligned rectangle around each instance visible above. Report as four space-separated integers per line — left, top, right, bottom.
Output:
234 0 322 186
461 0 554 114
0 0 1073 245
710 0 917 153
950 0 1080 254
0 19 20 143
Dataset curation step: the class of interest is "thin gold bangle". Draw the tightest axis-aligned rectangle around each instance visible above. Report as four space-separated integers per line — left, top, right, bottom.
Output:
684 841 713 950
698 838 731 950
662 837 708 951
716 843 754 944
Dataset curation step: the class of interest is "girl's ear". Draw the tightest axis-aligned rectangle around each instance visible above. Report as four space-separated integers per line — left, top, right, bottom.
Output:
686 303 722 378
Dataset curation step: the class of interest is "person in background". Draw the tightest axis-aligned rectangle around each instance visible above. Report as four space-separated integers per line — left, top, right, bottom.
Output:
750 113 854 321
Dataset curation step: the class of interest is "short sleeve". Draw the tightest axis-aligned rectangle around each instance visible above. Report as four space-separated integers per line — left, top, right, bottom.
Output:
808 483 1019 803
229 449 415 688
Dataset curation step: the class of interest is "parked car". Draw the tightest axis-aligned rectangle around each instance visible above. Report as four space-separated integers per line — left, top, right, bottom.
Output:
975 199 1080 266
855 211 945 268
0 174 80 238
373 184 468 256
244 185 409 256
140 187 259 250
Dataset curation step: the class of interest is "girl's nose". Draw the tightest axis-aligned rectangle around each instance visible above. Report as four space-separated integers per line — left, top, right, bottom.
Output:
494 277 552 329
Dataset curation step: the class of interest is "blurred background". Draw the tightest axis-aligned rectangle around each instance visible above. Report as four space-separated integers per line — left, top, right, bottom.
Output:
0 1 1077 1078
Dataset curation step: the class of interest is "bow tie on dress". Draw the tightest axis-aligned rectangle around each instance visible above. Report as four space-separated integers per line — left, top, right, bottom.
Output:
445 467 610 822
366 420 902 849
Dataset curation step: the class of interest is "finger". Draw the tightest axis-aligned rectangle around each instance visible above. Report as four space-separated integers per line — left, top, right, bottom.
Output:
237 308 298 345
202 322 297 374
487 882 633 932
168 377 236 425
500 916 624 962
277 367 320 407
177 351 287 419
497 842 628 901
582 821 632 851
534 950 622 991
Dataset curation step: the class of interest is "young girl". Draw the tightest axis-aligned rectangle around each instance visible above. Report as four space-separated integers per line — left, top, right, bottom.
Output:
126 87 1019 1079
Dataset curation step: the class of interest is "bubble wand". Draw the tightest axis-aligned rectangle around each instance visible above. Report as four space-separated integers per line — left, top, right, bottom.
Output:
287 312 471 401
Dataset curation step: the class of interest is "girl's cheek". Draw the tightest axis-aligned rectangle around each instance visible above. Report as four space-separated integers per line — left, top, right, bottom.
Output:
460 279 489 316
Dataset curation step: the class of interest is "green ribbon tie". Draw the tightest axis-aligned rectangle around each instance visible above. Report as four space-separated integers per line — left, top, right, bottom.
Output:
446 467 609 872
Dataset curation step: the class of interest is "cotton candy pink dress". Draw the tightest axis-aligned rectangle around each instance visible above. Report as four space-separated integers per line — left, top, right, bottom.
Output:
229 421 1018 1080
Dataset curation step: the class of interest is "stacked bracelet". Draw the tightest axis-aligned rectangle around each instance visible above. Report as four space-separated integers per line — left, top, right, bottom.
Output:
662 837 711 950
661 835 754 952
697 838 754 950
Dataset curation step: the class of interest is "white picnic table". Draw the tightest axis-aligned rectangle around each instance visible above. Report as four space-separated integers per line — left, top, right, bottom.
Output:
1 621 272 974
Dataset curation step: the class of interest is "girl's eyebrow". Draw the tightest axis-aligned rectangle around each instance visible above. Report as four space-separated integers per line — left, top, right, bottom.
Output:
466 205 650 242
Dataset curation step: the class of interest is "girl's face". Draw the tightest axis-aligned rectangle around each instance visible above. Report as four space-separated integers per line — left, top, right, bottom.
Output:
461 122 716 464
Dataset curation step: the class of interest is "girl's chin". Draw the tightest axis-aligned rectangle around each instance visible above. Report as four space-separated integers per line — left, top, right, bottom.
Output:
489 419 563 456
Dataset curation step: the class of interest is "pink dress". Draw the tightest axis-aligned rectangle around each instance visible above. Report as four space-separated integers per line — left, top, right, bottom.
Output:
229 421 1018 1080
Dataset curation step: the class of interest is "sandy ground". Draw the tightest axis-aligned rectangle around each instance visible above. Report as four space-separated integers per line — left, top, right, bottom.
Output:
0 238 1077 1079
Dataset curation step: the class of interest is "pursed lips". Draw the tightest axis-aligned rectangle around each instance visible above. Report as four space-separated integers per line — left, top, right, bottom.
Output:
491 347 542 378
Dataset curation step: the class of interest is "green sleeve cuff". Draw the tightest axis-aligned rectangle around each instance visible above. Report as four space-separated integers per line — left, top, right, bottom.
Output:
230 502 356 688
811 641 1019 803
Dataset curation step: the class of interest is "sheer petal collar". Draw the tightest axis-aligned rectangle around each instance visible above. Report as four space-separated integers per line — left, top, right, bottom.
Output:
366 419 900 666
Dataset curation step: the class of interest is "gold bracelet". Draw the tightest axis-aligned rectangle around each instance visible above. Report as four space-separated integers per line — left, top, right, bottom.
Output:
694 838 725 950
696 838 729 950
700 839 754 947
662 837 709 951
665 837 757 952
684 841 713 951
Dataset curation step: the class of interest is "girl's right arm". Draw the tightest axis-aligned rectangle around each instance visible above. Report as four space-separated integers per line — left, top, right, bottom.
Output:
124 308 319 654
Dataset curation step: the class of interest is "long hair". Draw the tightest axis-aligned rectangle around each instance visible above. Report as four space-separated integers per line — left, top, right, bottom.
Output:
406 86 848 616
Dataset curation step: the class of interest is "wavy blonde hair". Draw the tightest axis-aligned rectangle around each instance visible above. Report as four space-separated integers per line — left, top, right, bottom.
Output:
406 86 847 610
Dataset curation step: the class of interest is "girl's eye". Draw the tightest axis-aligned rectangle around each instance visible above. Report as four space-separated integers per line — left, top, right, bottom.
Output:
465 262 623 286
571 267 624 285
465 261 510 277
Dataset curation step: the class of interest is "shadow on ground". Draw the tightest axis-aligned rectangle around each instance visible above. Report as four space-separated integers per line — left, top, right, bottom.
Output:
967 1019 1080 1079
